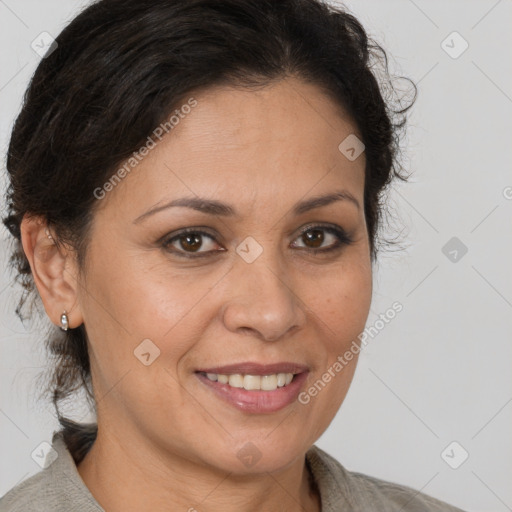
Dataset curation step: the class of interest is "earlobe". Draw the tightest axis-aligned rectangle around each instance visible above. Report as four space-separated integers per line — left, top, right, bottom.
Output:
20 215 83 330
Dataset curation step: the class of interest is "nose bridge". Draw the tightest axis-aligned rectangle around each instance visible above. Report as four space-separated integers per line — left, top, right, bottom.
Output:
222 235 305 341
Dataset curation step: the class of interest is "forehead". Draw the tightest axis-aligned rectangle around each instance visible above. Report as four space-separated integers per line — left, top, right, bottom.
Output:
99 77 365 218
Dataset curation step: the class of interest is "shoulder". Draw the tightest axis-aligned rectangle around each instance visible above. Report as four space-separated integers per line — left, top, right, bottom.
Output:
306 445 466 512
0 470 54 512
0 431 103 512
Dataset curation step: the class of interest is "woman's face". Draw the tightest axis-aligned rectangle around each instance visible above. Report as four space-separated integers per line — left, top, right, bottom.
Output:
77 77 372 473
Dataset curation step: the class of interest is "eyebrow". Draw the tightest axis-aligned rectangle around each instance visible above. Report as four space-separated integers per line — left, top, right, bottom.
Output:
133 190 360 224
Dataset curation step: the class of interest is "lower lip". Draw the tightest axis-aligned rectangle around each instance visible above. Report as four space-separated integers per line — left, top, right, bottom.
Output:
195 372 308 413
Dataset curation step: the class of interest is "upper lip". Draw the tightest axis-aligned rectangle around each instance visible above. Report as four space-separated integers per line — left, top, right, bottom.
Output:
196 362 309 376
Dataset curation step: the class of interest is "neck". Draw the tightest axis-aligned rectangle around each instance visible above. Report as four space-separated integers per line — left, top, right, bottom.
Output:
76 426 321 512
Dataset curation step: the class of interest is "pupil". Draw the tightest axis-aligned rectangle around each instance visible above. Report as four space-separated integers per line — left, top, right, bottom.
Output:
178 230 325 253
181 233 201 252
305 229 323 248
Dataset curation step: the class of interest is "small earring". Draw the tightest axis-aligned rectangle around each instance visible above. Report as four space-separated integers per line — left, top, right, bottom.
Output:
45 228 53 240
60 311 69 331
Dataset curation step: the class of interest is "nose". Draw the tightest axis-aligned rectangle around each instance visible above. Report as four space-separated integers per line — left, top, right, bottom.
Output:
221 249 306 342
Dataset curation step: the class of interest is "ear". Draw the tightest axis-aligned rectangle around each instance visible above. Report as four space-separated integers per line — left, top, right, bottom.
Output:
20 215 84 330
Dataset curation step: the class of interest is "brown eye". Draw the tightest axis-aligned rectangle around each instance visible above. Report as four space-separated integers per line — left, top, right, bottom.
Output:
302 228 325 249
291 225 353 254
162 224 352 259
163 229 221 257
178 233 203 252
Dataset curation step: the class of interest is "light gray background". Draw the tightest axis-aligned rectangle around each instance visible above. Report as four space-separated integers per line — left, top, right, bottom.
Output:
1 1 511 510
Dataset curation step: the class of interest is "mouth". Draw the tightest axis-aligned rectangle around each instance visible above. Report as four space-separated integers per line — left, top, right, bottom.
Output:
196 371 298 391
194 362 309 413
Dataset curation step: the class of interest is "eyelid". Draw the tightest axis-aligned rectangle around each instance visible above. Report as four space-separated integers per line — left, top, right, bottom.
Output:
161 223 352 258
161 227 222 255
291 223 353 250
295 222 348 238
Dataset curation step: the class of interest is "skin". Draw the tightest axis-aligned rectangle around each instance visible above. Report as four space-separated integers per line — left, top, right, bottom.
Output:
21 76 372 512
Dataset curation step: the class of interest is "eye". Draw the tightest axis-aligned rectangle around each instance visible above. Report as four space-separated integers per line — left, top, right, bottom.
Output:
162 228 222 258
291 224 353 254
161 224 353 259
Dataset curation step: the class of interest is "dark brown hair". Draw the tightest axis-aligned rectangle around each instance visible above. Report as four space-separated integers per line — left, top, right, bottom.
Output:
2 0 415 463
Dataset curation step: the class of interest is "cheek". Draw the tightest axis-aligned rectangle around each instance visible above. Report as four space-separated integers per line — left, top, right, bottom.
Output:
316 259 372 334
79 246 227 387
296 262 371 435
82 244 195 335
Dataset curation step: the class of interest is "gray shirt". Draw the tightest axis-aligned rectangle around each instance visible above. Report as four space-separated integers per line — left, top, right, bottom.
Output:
1 430 465 511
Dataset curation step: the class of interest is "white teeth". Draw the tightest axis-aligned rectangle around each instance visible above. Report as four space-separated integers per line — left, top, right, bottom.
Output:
243 374 260 390
204 372 295 391
217 374 229 384
261 374 278 390
228 374 244 388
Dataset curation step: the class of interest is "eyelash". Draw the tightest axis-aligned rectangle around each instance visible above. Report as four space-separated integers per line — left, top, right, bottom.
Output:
161 224 353 259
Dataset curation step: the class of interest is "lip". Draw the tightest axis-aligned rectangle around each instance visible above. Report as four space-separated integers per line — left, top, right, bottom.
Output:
195 362 309 376
196 370 309 413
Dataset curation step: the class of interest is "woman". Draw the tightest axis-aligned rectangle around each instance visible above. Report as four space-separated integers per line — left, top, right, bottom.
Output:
0 0 466 510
